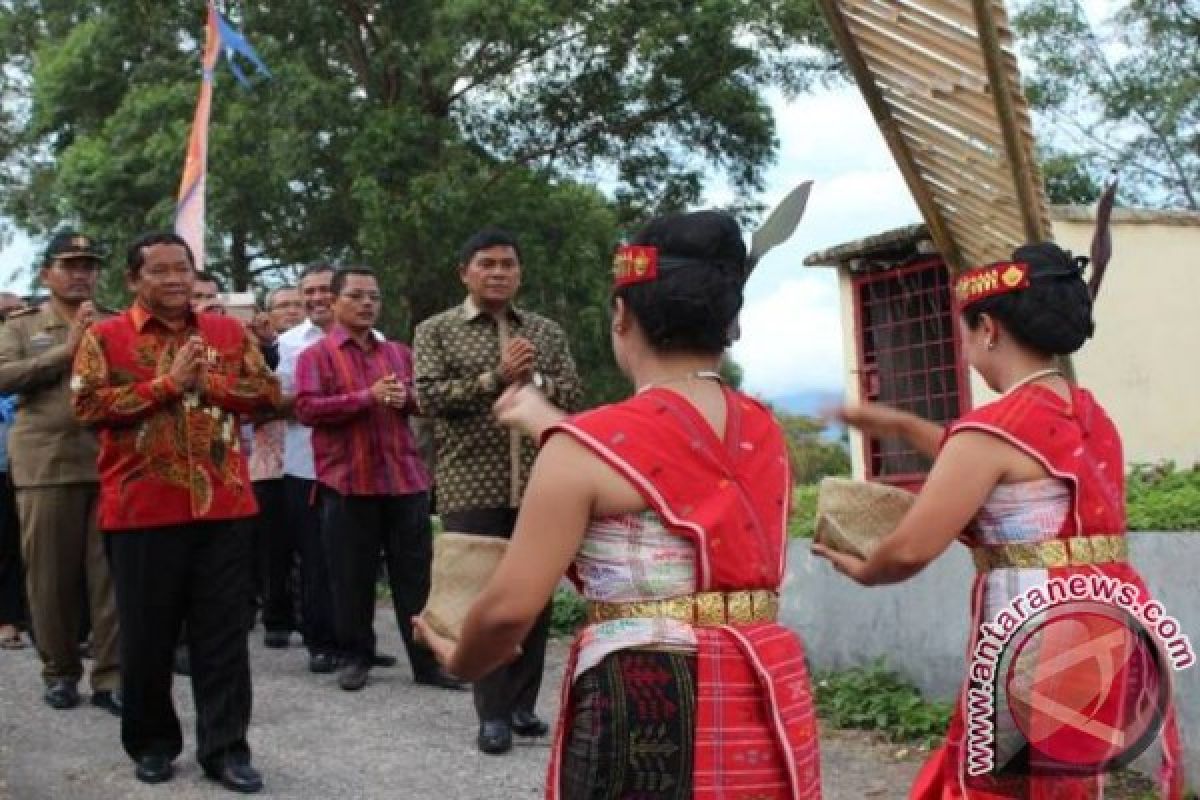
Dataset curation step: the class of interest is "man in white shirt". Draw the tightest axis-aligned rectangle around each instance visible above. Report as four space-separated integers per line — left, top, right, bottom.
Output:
277 264 340 674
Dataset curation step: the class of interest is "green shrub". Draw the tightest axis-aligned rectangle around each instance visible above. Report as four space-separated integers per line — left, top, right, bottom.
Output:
788 484 818 539
1126 463 1200 531
788 462 1200 540
813 659 952 748
550 586 587 637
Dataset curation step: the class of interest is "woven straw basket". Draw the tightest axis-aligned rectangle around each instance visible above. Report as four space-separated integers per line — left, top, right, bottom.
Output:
420 532 508 641
814 477 915 559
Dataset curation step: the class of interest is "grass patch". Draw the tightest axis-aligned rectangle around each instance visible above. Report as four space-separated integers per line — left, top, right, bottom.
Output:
550 586 587 637
788 484 818 539
813 659 952 748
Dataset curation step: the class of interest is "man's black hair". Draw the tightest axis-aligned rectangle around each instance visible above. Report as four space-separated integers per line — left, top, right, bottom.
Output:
458 228 522 267
126 232 195 278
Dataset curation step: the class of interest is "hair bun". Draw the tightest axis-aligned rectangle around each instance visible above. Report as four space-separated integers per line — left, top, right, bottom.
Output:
1012 241 1086 279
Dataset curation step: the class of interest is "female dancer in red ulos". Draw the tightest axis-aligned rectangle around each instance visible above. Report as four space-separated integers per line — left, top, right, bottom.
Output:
815 242 1185 798
416 211 821 799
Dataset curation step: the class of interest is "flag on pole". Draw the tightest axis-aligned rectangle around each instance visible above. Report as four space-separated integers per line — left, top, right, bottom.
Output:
174 2 270 270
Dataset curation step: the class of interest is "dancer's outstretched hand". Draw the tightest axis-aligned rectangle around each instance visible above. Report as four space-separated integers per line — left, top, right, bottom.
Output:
493 384 565 440
833 402 908 439
811 542 872 585
412 615 457 670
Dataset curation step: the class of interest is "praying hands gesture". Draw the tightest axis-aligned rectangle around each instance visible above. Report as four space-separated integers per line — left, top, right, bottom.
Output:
498 337 535 385
370 373 408 410
168 336 205 391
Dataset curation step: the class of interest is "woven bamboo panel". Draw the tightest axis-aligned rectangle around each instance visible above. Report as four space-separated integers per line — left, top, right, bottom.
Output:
817 0 1052 273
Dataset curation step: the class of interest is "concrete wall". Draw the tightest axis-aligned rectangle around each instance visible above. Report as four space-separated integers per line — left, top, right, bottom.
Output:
968 215 1200 468
782 533 1200 783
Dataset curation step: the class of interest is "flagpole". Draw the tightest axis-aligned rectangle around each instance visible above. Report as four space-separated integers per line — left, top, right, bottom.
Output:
175 2 221 270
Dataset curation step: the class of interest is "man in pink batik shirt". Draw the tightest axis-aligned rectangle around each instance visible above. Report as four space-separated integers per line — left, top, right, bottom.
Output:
294 266 462 693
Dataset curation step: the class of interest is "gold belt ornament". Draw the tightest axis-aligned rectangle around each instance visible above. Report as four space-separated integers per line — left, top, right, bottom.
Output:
971 535 1128 571
586 590 779 626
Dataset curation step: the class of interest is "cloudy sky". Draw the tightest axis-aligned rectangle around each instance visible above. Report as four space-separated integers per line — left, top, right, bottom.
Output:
729 86 920 399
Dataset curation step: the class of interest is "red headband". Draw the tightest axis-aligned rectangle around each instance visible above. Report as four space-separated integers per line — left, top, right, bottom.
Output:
613 245 658 287
954 261 1030 309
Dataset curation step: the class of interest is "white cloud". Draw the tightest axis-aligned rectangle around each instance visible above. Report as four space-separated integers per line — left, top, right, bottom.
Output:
0 231 37 291
732 272 844 397
731 86 923 400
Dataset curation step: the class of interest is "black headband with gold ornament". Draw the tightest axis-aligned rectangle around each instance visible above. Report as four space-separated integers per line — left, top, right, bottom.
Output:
611 180 815 289
953 260 1031 309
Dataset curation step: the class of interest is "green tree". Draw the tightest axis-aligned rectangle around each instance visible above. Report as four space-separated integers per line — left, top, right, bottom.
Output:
775 410 850 485
0 0 835 405
1015 0 1199 209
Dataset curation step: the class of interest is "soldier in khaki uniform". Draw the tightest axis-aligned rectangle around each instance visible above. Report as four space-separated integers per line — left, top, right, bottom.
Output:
0 231 120 713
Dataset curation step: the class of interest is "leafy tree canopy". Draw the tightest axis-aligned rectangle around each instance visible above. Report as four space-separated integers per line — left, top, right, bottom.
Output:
1015 0 1199 209
0 0 835 403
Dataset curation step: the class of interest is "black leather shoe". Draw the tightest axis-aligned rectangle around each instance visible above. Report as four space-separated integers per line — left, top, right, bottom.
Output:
263 630 290 649
337 662 369 691
43 679 80 710
511 709 549 737
308 652 337 674
477 720 513 755
413 668 465 691
135 754 174 784
370 652 397 668
91 689 122 716
203 754 263 794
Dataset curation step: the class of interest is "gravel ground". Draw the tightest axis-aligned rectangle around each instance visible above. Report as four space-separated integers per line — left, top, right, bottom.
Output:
0 611 941 800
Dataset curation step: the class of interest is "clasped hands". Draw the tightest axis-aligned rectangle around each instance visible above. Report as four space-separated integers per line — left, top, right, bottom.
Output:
497 337 535 385
168 335 211 392
370 374 408 410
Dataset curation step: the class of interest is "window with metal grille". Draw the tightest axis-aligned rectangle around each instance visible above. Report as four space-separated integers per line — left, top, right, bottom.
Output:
852 258 970 488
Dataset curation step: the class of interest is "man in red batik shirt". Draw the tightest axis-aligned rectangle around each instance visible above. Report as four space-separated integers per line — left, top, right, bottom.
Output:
71 232 279 793
294 266 461 694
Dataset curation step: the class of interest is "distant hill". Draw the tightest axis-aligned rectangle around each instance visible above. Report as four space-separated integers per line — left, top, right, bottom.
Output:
751 388 847 442
760 388 844 418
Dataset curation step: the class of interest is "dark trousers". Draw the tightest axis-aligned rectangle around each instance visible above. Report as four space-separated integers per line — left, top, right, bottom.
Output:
105 521 253 766
285 476 335 656
441 508 552 722
319 488 438 676
252 479 295 633
0 472 25 627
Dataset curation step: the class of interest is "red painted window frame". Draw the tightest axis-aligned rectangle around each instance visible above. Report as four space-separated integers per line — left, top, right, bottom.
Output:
850 257 972 490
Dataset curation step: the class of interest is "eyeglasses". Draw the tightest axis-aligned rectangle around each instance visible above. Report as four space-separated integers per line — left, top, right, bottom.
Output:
339 290 382 303
270 300 304 310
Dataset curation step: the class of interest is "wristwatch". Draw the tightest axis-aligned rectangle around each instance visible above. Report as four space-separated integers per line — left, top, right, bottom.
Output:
531 372 546 391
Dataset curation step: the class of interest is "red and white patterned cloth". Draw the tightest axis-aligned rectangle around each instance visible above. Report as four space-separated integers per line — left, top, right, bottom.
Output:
544 386 821 799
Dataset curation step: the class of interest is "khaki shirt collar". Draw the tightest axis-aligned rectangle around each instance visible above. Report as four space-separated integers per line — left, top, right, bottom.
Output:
37 301 69 330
